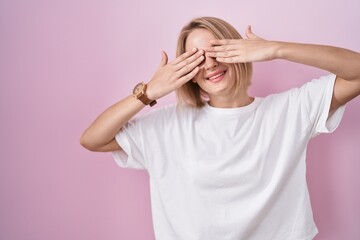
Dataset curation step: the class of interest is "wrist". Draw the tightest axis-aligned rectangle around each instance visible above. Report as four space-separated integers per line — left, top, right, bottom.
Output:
132 82 157 107
272 41 286 60
145 81 158 101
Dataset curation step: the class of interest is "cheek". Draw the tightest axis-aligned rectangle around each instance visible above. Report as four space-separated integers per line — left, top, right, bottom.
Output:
224 65 234 79
193 69 204 82
226 69 233 79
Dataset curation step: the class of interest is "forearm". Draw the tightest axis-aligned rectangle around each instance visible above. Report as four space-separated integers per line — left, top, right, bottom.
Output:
275 42 360 81
80 95 145 151
80 49 203 152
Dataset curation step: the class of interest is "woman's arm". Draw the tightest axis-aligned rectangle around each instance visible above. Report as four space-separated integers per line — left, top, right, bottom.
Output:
80 95 146 152
275 42 360 111
80 49 205 152
206 26 360 111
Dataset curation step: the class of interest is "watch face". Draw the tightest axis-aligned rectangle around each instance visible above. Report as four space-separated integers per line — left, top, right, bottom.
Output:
133 83 145 95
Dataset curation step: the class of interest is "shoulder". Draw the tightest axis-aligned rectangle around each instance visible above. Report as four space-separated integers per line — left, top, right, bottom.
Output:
135 102 199 123
300 74 336 93
260 74 336 104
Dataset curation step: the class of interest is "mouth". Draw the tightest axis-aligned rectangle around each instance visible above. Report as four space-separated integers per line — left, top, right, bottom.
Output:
206 70 226 83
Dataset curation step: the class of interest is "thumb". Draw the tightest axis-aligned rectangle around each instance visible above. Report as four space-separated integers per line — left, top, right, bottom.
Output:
245 25 261 39
159 50 168 67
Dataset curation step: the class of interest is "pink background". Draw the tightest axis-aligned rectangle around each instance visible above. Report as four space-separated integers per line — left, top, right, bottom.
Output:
1 0 359 239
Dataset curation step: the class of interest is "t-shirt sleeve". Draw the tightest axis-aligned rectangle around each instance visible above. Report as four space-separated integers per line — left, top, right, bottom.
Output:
299 74 346 138
111 114 148 170
111 105 173 170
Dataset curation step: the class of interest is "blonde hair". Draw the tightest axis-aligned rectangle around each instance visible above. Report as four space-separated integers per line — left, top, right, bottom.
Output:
175 17 253 108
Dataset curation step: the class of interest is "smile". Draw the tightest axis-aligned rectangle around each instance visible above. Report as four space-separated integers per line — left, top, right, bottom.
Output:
206 71 226 82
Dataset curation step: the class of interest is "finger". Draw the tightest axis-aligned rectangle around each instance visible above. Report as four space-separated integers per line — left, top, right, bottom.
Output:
176 54 204 78
176 66 200 86
245 25 252 39
159 51 168 67
174 49 204 71
172 48 198 65
246 25 262 40
216 56 248 63
205 43 241 52
206 50 240 58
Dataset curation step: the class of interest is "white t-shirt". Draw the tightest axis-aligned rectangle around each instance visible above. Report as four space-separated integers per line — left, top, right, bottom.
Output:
112 74 345 240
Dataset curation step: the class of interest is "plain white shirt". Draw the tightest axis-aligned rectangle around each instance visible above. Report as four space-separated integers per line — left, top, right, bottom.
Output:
112 74 345 240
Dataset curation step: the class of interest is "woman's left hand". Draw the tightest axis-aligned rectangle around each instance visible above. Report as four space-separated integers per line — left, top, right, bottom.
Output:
205 26 280 63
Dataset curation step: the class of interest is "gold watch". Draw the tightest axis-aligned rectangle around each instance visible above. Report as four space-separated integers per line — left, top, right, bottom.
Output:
132 82 157 107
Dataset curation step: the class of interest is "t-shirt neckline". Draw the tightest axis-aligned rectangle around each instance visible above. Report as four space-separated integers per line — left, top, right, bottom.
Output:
203 97 261 115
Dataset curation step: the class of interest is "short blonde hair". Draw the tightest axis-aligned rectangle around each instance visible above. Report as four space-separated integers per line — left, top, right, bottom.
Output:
175 17 253 108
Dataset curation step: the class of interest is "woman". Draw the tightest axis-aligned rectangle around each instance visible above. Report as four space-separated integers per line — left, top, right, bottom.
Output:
80 17 360 240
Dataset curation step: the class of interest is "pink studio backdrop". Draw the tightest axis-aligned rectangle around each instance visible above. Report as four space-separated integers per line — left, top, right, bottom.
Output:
0 0 359 239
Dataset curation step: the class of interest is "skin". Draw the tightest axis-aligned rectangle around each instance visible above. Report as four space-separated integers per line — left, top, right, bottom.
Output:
206 26 360 112
185 28 254 108
80 47 204 151
80 25 360 152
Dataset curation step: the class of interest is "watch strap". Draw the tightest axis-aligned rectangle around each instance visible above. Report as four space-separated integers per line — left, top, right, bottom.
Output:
139 94 157 106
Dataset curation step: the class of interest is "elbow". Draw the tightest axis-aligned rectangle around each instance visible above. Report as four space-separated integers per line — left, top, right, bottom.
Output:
79 133 100 152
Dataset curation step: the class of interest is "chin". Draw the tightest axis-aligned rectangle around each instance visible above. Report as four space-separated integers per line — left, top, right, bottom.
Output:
203 85 231 98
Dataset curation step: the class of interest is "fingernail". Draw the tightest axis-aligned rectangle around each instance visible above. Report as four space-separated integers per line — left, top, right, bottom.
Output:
192 48 197 52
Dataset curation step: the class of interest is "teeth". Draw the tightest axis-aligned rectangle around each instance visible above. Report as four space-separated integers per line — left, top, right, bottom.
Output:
208 72 224 80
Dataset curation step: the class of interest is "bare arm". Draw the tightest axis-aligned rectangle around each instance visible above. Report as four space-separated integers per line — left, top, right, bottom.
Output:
275 42 360 111
80 49 205 152
80 95 145 152
206 26 360 111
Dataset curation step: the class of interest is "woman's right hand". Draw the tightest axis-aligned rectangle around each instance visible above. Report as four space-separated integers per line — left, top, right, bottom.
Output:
146 48 205 100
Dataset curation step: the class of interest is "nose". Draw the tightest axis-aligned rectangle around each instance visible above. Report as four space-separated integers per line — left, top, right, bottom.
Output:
204 55 218 71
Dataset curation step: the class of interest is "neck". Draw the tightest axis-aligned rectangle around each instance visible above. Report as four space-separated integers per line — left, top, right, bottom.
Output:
208 93 254 108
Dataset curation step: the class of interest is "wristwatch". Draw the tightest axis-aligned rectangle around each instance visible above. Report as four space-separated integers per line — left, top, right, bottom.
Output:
132 82 157 107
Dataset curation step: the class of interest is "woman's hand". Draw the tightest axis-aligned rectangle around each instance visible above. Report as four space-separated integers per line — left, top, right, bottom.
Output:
205 26 280 63
146 48 205 100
